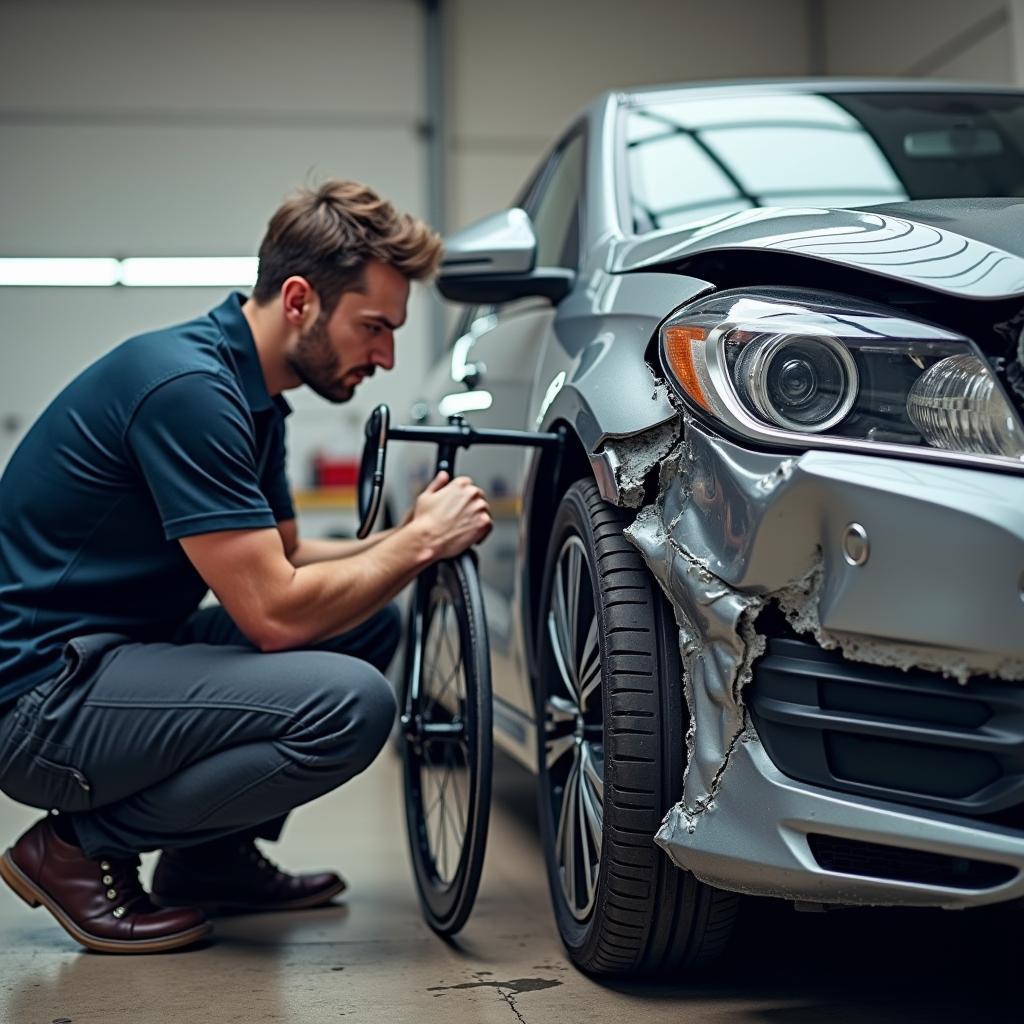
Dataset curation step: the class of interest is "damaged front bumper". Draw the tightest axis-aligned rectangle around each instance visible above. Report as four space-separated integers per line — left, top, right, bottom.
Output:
601 417 1024 909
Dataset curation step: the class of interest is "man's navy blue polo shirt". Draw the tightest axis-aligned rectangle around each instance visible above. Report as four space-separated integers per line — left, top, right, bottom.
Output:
0 293 294 706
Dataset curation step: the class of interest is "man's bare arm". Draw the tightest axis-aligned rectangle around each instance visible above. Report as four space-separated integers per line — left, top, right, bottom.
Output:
276 519 402 567
181 473 490 651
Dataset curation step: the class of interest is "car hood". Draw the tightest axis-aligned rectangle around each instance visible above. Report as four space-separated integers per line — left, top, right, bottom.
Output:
611 198 1024 301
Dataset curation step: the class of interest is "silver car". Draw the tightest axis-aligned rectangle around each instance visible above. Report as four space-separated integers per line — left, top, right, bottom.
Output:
389 80 1024 975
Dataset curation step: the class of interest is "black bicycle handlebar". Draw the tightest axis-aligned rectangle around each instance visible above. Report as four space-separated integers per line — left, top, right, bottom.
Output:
387 422 563 450
356 403 563 539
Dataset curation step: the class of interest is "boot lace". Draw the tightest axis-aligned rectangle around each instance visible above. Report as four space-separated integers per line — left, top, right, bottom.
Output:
240 841 285 879
97 855 152 918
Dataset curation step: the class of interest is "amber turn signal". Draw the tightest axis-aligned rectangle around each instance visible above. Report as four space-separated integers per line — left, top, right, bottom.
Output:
662 325 711 412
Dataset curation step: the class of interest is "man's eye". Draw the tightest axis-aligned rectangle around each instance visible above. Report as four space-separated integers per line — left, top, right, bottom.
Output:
366 323 381 335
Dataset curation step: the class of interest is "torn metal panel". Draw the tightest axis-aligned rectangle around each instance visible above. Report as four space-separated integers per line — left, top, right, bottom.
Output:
650 419 1024 676
620 413 1024 871
657 425 810 589
625 501 765 834
592 413 681 508
653 733 1024 909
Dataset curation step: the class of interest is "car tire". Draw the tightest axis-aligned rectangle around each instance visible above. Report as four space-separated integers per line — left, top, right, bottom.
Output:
536 479 739 976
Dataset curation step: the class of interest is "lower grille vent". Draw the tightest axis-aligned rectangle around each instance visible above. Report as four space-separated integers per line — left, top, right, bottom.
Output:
748 638 1024 821
807 833 1017 890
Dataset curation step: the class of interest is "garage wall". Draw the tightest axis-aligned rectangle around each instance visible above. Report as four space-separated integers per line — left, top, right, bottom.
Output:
445 0 814 231
5 0 1023 485
823 0 1014 82
0 0 430 490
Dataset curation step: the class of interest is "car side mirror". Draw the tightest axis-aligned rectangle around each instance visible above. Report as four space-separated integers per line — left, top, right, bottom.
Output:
437 208 575 305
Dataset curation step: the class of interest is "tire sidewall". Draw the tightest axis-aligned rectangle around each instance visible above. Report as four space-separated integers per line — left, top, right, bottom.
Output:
535 481 617 960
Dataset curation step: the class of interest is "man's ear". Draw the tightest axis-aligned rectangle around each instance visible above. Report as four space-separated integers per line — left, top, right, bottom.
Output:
280 276 319 329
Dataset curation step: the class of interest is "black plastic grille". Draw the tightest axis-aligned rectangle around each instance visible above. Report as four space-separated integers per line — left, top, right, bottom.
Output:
748 638 1024 823
807 834 1017 890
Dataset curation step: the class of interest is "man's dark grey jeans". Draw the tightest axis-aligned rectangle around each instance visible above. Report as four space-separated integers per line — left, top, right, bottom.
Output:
0 604 400 858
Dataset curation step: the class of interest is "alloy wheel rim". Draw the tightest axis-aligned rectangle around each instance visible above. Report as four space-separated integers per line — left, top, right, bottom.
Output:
545 535 605 921
419 595 469 887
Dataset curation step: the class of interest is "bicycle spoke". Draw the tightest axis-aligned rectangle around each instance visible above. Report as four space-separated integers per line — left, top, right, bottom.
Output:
433 656 465 715
421 631 441 692
442 778 465 873
430 771 446 874
426 649 462 714
422 768 443 821
439 775 450 881
449 763 468 838
437 754 454 881
436 605 457 676
426 747 455 878
421 622 458 720
440 602 461 681
426 605 465 716
425 757 450 825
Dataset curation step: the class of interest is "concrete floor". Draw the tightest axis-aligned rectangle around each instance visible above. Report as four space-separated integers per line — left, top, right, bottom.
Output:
1 748 1022 1024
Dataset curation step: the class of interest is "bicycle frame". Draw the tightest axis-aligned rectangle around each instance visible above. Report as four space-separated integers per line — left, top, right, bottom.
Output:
355 403 562 934
356 400 563 738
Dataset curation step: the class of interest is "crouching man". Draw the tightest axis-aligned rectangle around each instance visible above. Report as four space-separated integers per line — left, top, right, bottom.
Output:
0 180 491 952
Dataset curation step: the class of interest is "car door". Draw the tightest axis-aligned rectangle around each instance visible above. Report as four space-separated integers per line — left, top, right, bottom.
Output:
395 129 586 733
455 130 587 719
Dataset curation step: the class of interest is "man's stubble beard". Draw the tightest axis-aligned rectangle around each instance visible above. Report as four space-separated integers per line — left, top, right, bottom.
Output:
287 312 354 404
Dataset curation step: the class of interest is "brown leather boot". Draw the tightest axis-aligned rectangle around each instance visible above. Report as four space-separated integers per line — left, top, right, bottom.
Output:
151 838 346 914
0 817 212 953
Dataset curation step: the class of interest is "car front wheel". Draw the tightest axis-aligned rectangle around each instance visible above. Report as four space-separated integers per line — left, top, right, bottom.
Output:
536 479 739 976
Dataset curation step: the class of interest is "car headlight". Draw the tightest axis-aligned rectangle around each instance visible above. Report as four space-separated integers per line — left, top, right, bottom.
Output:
660 289 1024 464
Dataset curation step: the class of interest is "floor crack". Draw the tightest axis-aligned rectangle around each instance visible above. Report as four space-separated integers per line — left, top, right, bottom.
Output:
497 985 528 1024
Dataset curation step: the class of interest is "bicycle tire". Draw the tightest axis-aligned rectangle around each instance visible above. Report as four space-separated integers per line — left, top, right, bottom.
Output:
401 552 492 936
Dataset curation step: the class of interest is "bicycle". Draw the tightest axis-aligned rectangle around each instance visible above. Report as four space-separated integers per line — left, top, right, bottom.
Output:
356 403 562 936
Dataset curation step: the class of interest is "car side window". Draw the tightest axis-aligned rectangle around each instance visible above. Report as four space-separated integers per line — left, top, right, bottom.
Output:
528 132 586 270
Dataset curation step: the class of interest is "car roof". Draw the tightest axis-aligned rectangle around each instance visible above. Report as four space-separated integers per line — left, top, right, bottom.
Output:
614 78 1024 106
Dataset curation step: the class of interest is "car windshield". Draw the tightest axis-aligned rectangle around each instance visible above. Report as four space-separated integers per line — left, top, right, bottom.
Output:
626 91 1024 233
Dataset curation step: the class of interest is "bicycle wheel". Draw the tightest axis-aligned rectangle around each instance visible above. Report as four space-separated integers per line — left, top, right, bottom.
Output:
401 552 492 936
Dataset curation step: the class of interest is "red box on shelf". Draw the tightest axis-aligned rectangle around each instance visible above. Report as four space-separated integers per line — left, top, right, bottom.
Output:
312 454 358 488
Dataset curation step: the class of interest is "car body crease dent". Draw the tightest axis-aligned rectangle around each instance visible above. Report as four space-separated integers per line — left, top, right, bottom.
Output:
608 408 1024 868
623 444 772 845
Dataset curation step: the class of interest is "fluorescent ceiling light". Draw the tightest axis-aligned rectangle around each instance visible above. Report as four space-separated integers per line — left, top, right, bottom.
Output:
0 257 257 287
438 391 493 418
0 258 120 286
119 257 258 287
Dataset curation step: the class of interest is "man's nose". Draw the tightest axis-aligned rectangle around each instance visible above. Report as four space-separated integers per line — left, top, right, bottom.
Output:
372 337 395 372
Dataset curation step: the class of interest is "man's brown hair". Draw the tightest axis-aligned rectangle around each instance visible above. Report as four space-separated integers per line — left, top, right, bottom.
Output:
252 179 443 312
